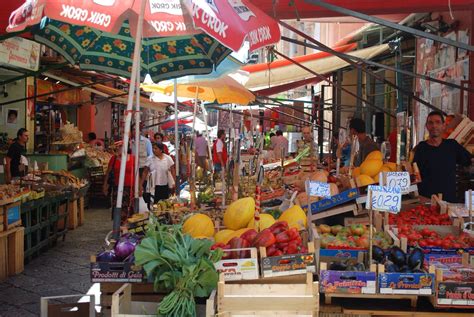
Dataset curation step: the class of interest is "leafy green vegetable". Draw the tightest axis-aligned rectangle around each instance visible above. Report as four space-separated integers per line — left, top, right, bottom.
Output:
134 214 222 316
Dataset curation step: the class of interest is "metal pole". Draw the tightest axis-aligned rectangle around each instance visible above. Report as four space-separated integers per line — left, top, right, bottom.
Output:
174 79 179 195
134 68 140 212
113 0 146 240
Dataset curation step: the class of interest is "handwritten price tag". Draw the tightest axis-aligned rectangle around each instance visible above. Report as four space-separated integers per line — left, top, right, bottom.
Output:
465 191 474 210
368 185 401 213
306 181 331 198
385 172 410 194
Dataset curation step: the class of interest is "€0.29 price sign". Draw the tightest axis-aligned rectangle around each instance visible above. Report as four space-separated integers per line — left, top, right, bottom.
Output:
385 172 410 194
368 185 402 213
307 181 331 198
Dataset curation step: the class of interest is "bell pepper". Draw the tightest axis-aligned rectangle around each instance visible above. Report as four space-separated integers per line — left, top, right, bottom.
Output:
268 221 289 235
287 228 300 240
211 242 231 259
252 229 276 248
275 231 291 243
276 242 289 250
240 229 257 243
287 241 300 254
273 250 283 257
266 245 278 257
229 237 250 259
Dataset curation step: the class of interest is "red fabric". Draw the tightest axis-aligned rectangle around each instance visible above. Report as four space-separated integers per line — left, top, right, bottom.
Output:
388 130 397 163
162 143 169 155
108 154 135 187
212 140 227 165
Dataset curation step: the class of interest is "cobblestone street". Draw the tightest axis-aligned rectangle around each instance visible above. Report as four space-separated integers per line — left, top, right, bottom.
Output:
0 208 111 317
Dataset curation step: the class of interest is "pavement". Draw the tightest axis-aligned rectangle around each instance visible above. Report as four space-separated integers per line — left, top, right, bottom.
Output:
0 208 112 317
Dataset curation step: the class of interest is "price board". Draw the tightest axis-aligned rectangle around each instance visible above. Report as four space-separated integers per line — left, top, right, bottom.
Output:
385 172 410 194
367 185 401 213
306 180 331 198
466 190 474 210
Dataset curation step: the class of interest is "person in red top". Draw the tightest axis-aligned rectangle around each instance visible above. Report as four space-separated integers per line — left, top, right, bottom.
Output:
102 141 136 223
212 129 227 174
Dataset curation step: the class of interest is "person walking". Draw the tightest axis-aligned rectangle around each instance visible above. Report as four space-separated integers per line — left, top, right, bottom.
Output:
212 129 227 175
5 128 29 184
195 132 208 173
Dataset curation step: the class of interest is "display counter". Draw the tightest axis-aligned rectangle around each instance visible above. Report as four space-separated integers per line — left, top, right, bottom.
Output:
26 153 86 179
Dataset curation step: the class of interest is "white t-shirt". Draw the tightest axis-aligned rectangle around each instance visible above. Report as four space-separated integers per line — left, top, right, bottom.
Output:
216 139 224 153
145 154 174 186
195 136 208 157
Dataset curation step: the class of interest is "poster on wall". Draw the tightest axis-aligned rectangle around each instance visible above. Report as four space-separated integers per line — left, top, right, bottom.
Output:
6 108 19 128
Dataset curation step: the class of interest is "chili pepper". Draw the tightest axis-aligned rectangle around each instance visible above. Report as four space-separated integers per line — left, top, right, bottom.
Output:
266 245 278 257
229 237 250 259
240 229 257 243
252 229 276 248
268 221 289 235
275 231 291 243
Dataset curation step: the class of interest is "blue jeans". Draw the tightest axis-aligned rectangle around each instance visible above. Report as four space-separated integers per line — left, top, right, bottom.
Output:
214 163 222 173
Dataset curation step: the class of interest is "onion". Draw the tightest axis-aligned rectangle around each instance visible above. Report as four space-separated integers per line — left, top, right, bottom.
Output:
96 249 117 262
114 240 136 260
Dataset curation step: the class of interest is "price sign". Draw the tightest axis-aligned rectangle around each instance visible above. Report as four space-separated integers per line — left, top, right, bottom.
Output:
466 191 474 210
306 181 331 198
385 172 410 194
368 185 402 213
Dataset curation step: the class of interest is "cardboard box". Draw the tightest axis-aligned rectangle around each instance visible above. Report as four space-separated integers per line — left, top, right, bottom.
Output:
319 266 376 294
378 271 435 295
436 282 474 306
303 188 359 214
214 248 259 281
90 256 145 283
261 252 316 278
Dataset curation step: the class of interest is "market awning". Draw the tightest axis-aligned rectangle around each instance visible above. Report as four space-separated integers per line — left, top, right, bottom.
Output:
244 43 389 91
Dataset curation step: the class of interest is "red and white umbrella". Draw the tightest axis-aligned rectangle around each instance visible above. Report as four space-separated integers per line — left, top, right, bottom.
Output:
8 0 280 51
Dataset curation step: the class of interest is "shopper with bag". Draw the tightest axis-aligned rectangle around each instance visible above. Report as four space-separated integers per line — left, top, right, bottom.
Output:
102 141 136 223
140 142 175 202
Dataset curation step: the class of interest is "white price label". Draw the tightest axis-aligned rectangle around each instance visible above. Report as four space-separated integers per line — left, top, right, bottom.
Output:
385 172 410 194
306 181 331 198
466 191 474 210
368 185 402 213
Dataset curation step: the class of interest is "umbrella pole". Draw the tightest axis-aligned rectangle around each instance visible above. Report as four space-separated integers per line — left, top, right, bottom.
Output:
134 68 141 213
199 103 214 188
113 0 146 240
174 78 179 196
189 87 199 209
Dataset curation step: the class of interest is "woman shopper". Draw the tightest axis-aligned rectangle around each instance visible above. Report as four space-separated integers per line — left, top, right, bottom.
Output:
102 141 136 223
140 143 176 202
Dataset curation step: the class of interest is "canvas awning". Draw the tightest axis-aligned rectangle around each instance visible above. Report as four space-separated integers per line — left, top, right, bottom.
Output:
244 43 389 91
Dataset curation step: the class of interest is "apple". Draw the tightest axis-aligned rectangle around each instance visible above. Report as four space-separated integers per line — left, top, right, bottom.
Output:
319 224 331 234
356 236 369 248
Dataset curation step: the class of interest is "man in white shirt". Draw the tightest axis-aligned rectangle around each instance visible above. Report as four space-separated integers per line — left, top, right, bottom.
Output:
195 132 208 172
140 143 175 202
273 130 289 158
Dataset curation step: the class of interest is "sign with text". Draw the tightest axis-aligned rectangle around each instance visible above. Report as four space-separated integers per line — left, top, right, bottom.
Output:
306 180 331 198
0 37 40 71
465 191 473 210
385 172 411 194
368 185 401 213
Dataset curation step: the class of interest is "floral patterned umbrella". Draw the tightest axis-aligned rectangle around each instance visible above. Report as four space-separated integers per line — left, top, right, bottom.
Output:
32 18 231 82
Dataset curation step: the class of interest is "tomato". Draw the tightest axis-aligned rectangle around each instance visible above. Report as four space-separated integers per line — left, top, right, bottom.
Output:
441 240 452 249
418 240 428 247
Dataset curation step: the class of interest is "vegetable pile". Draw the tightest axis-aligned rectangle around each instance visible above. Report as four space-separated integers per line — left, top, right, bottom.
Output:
212 221 308 259
396 225 473 249
134 216 222 317
389 204 452 226
373 246 427 273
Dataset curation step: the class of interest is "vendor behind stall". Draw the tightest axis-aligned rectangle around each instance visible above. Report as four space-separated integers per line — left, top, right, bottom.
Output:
413 111 472 203
5 128 28 184
349 118 378 167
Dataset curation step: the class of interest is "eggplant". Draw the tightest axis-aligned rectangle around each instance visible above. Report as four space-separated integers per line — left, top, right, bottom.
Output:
329 261 347 271
372 246 386 264
385 262 398 273
407 248 424 270
388 246 406 267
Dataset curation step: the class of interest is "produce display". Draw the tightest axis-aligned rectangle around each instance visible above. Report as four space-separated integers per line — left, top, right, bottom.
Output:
394 225 473 249
388 204 452 226
352 151 397 187
84 145 112 170
134 217 221 317
0 184 29 205
374 246 427 273
318 224 393 249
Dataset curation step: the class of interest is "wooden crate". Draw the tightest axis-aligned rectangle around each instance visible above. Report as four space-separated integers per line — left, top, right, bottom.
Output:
40 294 95 317
68 199 78 230
78 197 85 226
216 272 319 316
111 283 209 317
0 226 24 281
0 207 4 233
100 282 164 310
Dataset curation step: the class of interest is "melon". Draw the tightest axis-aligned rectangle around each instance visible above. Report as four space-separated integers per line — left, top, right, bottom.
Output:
183 214 215 238
330 183 339 196
375 166 391 183
383 162 397 172
310 170 328 183
214 229 236 244
360 159 383 177
279 205 307 230
247 213 276 232
223 197 255 230
366 150 383 161
352 167 361 177
356 175 375 187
